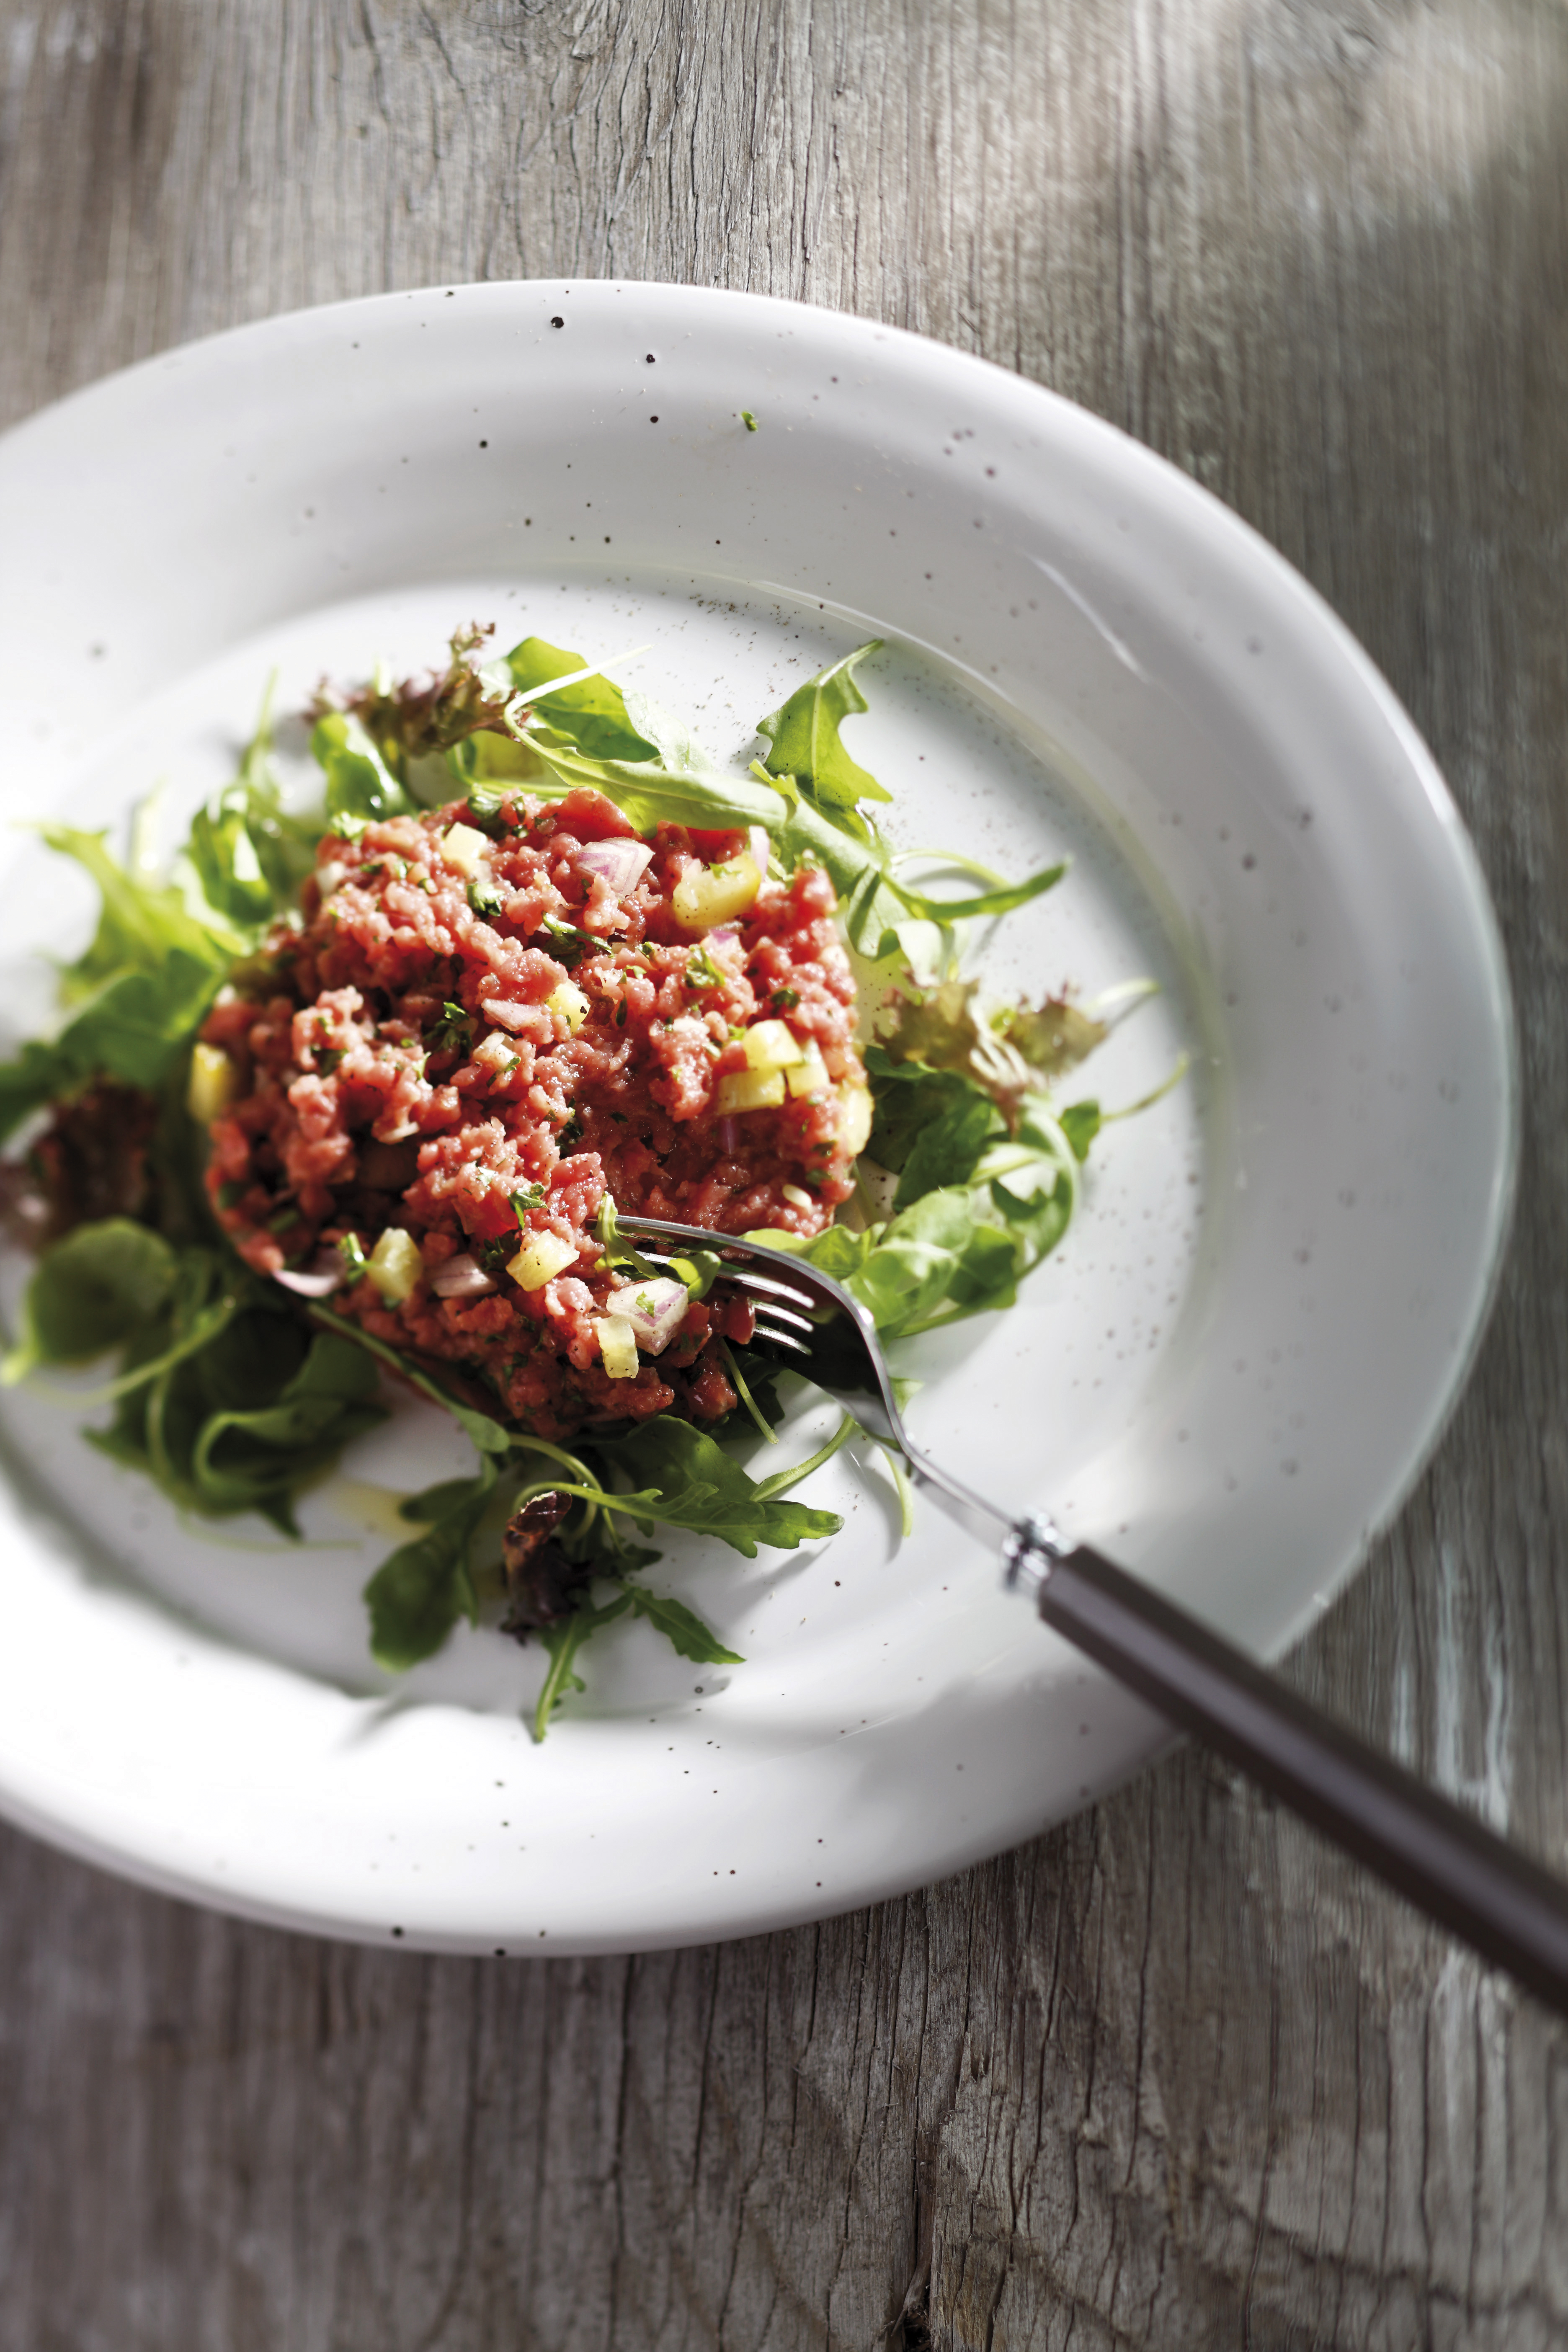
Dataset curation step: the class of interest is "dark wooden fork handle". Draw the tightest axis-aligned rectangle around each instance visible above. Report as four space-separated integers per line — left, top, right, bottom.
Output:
1040 1544 1568 2015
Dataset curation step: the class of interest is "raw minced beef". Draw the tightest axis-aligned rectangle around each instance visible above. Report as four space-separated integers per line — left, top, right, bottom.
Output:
199 785 869 1440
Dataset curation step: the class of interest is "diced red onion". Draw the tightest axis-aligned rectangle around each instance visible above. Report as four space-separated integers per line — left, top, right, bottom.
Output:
575 839 654 897
605 1275 690 1354
273 1253 346 1300
431 1251 498 1300
717 1117 738 1154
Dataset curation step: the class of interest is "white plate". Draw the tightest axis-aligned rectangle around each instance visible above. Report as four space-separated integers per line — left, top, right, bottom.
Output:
0 283 1514 1954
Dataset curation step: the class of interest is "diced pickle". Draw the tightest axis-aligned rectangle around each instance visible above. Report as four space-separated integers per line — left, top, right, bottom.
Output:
594 1314 640 1380
439 823 490 879
366 1227 423 1303
187 1043 239 1124
507 1230 579 1291
546 980 590 1034
714 1067 788 1116
836 1082 874 1157
784 1041 831 1097
742 1018 804 1073
672 851 761 931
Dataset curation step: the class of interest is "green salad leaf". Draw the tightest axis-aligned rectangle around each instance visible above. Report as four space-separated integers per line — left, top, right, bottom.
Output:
313 710 414 836
624 1586 744 1665
587 1418 841 1557
451 633 788 834
531 1583 741 1741
183 682 319 928
364 1458 498 1671
0 689 316 1143
309 1306 516 1458
41 1235 389 1534
462 725 787 836
8 1217 178 1372
0 839 237 1142
759 1095 1078 1341
1058 1101 1102 1161
533 1592 634 1736
45 823 242 1002
505 635 659 763
865 1057 996 1209
0 961 223 1145
758 640 892 819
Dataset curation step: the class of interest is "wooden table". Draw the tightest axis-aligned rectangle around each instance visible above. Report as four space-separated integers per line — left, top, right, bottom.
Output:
1 4 1565 2343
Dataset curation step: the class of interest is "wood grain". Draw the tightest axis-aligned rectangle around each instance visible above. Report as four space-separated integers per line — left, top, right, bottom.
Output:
1 1 1566 2343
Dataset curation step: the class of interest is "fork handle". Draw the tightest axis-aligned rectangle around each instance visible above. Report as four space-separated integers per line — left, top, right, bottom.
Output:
1035 1542 1568 2015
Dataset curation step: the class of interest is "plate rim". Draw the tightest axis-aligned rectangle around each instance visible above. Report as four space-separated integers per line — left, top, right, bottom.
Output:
0 276 1520 1949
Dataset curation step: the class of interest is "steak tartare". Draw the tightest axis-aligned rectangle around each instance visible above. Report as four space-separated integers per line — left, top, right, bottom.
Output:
197 785 871 1441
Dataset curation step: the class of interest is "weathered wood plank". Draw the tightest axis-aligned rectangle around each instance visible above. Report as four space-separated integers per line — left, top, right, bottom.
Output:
0 1 1565 2343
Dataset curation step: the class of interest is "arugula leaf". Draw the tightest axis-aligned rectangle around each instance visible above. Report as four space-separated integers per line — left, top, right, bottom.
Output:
176 684 316 929
0 684 320 1142
596 1418 841 1556
78 955 229 1090
532 1592 632 1740
743 1221 875 1287
92 1279 378 1529
364 1457 499 1671
753 1107 1077 1344
888 860 1065 926
505 636 658 763
505 728 786 837
1058 1101 1102 1161
451 718 786 834
619 690 719 776
184 801 276 930
774 794 909 961
189 1334 384 1519
848 1140 1075 1339
626 1586 743 1665
758 641 891 816
531 1586 740 1740
312 711 414 836
398 1474 487 1526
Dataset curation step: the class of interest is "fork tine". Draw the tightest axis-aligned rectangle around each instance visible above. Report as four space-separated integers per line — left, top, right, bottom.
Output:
612 1243 817 1325
729 1273 819 1312
752 1321 812 1355
616 1232 818 1313
740 1298 815 1333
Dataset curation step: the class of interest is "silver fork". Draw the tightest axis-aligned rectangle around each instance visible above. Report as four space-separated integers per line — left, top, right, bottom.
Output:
620 1212 1568 2017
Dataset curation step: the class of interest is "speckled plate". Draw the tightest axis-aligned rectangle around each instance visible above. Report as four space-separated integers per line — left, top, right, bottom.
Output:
0 283 1514 1953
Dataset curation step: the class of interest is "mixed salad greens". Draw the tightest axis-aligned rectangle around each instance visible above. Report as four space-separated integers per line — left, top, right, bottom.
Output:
0 630 1151 1735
